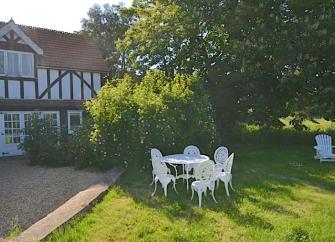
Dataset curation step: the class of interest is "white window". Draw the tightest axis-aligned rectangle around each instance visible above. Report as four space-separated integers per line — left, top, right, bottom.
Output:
22 53 34 77
7 52 20 76
67 111 83 134
43 112 60 127
0 50 34 77
4 113 21 144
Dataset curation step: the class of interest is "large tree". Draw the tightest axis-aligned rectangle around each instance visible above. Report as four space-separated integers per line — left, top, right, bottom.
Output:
81 3 133 79
117 0 335 132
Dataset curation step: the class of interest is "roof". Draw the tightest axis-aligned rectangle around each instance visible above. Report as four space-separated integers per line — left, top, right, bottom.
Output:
0 21 109 72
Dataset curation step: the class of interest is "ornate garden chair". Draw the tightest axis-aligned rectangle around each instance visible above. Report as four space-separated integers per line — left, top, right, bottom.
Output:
216 153 235 196
151 148 177 197
191 160 217 207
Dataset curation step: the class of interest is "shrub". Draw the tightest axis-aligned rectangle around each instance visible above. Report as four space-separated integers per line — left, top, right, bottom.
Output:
67 118 100 168
19 114 69 166
85 70 218 168
86 77 140 168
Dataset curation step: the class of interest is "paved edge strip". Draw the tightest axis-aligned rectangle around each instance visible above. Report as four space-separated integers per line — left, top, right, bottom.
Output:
11 167 125 242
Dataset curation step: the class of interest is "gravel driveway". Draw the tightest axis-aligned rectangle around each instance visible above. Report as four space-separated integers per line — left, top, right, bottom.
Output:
0 157 114 238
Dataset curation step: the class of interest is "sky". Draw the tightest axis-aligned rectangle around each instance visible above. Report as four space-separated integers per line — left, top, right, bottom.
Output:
0 0 132 33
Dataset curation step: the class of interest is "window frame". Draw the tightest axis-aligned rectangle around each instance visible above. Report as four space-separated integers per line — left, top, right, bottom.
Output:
0 49 34 78
67 110 83 134
42 111 60 127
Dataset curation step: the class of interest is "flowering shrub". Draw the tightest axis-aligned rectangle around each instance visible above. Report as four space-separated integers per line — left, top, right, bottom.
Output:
67 119 101 168
19 71 218 169
19 115 69 166
85 70 218 168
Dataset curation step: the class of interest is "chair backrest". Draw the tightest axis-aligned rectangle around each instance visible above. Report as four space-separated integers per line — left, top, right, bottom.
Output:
184 145 200 155
151 148 169 175
194 160 215 182
315 134 332 155
214 146 229 166
225 153 235 174
151 148 163 162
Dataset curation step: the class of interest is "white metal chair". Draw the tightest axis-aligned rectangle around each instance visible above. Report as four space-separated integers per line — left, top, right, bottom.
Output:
216 153 235 197
183 145 201 173
314 134 335 162
151 148 174 184
151 149 177 197
214 146 229 171
213 146 229 188
191 160 217 207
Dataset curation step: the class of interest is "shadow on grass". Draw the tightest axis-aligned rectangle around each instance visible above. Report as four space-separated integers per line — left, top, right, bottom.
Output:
115 145 335 232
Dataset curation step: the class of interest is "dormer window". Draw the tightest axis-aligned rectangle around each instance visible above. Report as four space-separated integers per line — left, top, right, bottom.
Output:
0 50 34 77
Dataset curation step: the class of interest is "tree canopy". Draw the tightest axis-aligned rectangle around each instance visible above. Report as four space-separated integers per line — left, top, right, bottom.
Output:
81 3 133 78
83 0 335 131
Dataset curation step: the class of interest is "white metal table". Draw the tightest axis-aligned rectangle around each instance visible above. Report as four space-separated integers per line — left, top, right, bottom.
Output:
162 154 209 190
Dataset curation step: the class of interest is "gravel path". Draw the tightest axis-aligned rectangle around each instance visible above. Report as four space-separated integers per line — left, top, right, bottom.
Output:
0 157 114 238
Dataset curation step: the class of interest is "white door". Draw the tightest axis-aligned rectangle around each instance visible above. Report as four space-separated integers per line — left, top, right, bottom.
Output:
0 111 61 157
0 112 24 156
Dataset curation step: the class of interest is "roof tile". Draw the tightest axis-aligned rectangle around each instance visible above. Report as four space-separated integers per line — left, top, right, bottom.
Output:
0 21 109 72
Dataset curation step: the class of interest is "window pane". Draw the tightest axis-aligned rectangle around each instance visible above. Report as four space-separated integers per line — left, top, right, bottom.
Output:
7 52 20 76
22 53 33 77
0 51 4 74
43 112 58 127
68 112 82 133
70 113 81 126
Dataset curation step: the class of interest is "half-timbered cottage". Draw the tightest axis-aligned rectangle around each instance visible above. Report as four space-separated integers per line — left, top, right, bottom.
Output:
0 20 108 156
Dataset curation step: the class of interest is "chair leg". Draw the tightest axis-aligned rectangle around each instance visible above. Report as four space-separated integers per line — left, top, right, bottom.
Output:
229 178 235 191
198 191 203 208
151 179 158 196
224 182 230 197
163 183 168 197
191 186 194 200
211 189 218 203
173 178 177 193
150 173 155 185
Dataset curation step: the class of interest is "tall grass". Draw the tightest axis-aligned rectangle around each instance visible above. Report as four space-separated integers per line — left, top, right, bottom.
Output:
229 119 335 146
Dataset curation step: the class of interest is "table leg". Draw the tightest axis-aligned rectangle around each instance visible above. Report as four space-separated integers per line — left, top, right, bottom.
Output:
186 164 189 190
173 165 178 177
182 165 185 183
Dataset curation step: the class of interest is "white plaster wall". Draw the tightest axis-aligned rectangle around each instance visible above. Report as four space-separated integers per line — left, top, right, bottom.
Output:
73 72 81 100
37 68 47 99
0 80 4 98
61 71 71 99
50 69 59 99
93 73 101 93
83 72 91 99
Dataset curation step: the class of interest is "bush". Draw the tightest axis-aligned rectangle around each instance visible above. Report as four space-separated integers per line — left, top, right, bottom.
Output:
19 114 69 166
85 70 218 168
20 71 218 169
67 118 100 168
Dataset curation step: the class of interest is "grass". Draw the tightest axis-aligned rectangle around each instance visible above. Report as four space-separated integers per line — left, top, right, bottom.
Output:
231 119 335 145
46 145 335 242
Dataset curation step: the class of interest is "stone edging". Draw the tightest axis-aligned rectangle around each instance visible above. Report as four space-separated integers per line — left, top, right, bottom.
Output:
11 167 124 242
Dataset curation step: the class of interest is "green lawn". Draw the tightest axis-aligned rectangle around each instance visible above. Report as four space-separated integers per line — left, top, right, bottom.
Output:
46 145 335 242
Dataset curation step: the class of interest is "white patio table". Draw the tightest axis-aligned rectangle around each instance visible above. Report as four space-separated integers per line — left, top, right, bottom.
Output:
162 154 209 190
